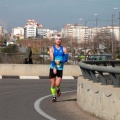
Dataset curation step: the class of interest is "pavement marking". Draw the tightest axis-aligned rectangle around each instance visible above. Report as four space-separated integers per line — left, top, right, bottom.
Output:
62 76 74 79
0 75 2 79
0 76 77 79
34 90 76 120
19 76 40 79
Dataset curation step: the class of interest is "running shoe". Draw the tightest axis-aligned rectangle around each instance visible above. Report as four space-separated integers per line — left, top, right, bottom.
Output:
52 97 56 102
57 89 61 97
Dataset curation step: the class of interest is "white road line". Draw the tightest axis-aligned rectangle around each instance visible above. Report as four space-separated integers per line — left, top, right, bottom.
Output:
0 75 2 79
34 90 76 120
62 76 74 79
19 76 39 79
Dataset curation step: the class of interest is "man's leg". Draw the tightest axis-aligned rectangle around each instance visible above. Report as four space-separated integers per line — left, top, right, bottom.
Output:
56 77 62 97
49 68 57 102
55 70 63 97
50 78 56 95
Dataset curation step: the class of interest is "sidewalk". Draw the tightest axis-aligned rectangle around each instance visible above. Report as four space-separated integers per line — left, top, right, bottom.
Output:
54 91 102 120
43 91 103 120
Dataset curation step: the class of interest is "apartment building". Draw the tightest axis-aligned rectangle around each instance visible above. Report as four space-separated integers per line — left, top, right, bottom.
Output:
24 20 38 39
106 26 120 40
37 24 47 38
61 23 120 44
24 20 55 39
11 27 24 40
62 24 77 39
61 24 91 43
0 26 3 35
0 25 7 36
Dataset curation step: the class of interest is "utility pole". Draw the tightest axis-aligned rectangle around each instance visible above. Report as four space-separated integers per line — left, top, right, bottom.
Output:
84 20 87 59
79 18 82 43
94 14 98 54
118 12 120 55
111 13 114 58
113 8 118 26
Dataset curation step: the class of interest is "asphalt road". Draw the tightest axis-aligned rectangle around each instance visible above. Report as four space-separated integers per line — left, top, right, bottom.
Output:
0 79 102 120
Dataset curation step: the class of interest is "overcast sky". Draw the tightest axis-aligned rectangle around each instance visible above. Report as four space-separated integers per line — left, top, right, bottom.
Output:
0 0 119 32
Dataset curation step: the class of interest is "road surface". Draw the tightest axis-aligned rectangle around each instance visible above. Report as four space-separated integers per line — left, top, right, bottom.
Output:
0 79 102 120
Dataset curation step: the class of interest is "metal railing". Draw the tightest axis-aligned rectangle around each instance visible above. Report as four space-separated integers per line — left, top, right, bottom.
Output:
79 60 120 87
0 53 77 64
0 53 51 64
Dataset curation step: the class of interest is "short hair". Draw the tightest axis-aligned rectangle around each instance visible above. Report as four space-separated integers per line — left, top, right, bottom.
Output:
54 35 62 40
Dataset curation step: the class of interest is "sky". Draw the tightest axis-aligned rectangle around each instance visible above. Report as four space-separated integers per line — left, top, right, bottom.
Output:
0 0 120 32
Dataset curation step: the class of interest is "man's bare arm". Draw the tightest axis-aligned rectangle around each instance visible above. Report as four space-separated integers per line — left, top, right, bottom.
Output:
49 47 54 61
49 47 57 70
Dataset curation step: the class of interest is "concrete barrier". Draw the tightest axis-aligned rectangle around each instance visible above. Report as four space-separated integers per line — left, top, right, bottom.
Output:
0 64 81 76
77 76 120 120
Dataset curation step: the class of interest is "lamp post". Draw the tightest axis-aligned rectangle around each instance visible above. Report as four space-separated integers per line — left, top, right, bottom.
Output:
84 20 87 58
111 13 114 57
111 8 118 58
79 18 82 43
118 12 120 56
94 14 98 54
113 8 118 26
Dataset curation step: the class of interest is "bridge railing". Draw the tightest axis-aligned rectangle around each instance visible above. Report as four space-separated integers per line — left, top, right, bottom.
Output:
0 53 77 64
79 60 120 87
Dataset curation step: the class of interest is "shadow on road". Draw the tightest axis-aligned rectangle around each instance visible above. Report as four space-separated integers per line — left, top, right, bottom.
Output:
56 98 77 102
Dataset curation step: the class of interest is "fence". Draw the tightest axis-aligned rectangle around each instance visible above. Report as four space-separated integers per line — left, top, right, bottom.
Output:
79 60 120 87
0 53 79 64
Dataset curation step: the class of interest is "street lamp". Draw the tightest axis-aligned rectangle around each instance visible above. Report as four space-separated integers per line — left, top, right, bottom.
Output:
113 8 118 25
84 20 87 53
94 14 99 54
118 12 120 56
111 8 118 58
111 13 114 57
79 18 82 43
79 18 83 23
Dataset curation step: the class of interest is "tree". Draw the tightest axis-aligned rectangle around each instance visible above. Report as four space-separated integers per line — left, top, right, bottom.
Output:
1 44 19 53
92 28 117 54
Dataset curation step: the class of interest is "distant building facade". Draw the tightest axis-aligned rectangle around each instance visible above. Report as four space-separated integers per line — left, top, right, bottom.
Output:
24 20 38 39
61 24 91 43
24 20 48 39
61 24 120 44
11 27 24 40
0 25 8 36
0 26 3 35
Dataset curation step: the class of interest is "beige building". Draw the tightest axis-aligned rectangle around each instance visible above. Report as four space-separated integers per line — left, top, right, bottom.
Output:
0 26 3 35
0 25 8 36
106 26 120 40
11 27 24 40
61 24 120 44
61 24 92 43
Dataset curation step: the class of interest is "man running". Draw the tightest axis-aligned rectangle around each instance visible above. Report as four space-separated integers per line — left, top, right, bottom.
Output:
49 35 68 102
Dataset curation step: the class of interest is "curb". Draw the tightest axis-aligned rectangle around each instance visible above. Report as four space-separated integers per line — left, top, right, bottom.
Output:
0 76 78 80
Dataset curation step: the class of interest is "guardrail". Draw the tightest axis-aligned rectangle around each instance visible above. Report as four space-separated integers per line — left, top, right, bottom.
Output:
0 53 79 65
0 53 50 64
79 60 120 87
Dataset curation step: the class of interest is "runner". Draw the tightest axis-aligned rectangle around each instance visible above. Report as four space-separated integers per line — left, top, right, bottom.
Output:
49 35 68 102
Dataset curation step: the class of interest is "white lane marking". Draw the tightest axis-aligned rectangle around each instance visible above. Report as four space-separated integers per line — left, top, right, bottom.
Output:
34 90 76 120
0 76 75 80
62 76 74 79
19 76 39 79
0 75 2 79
